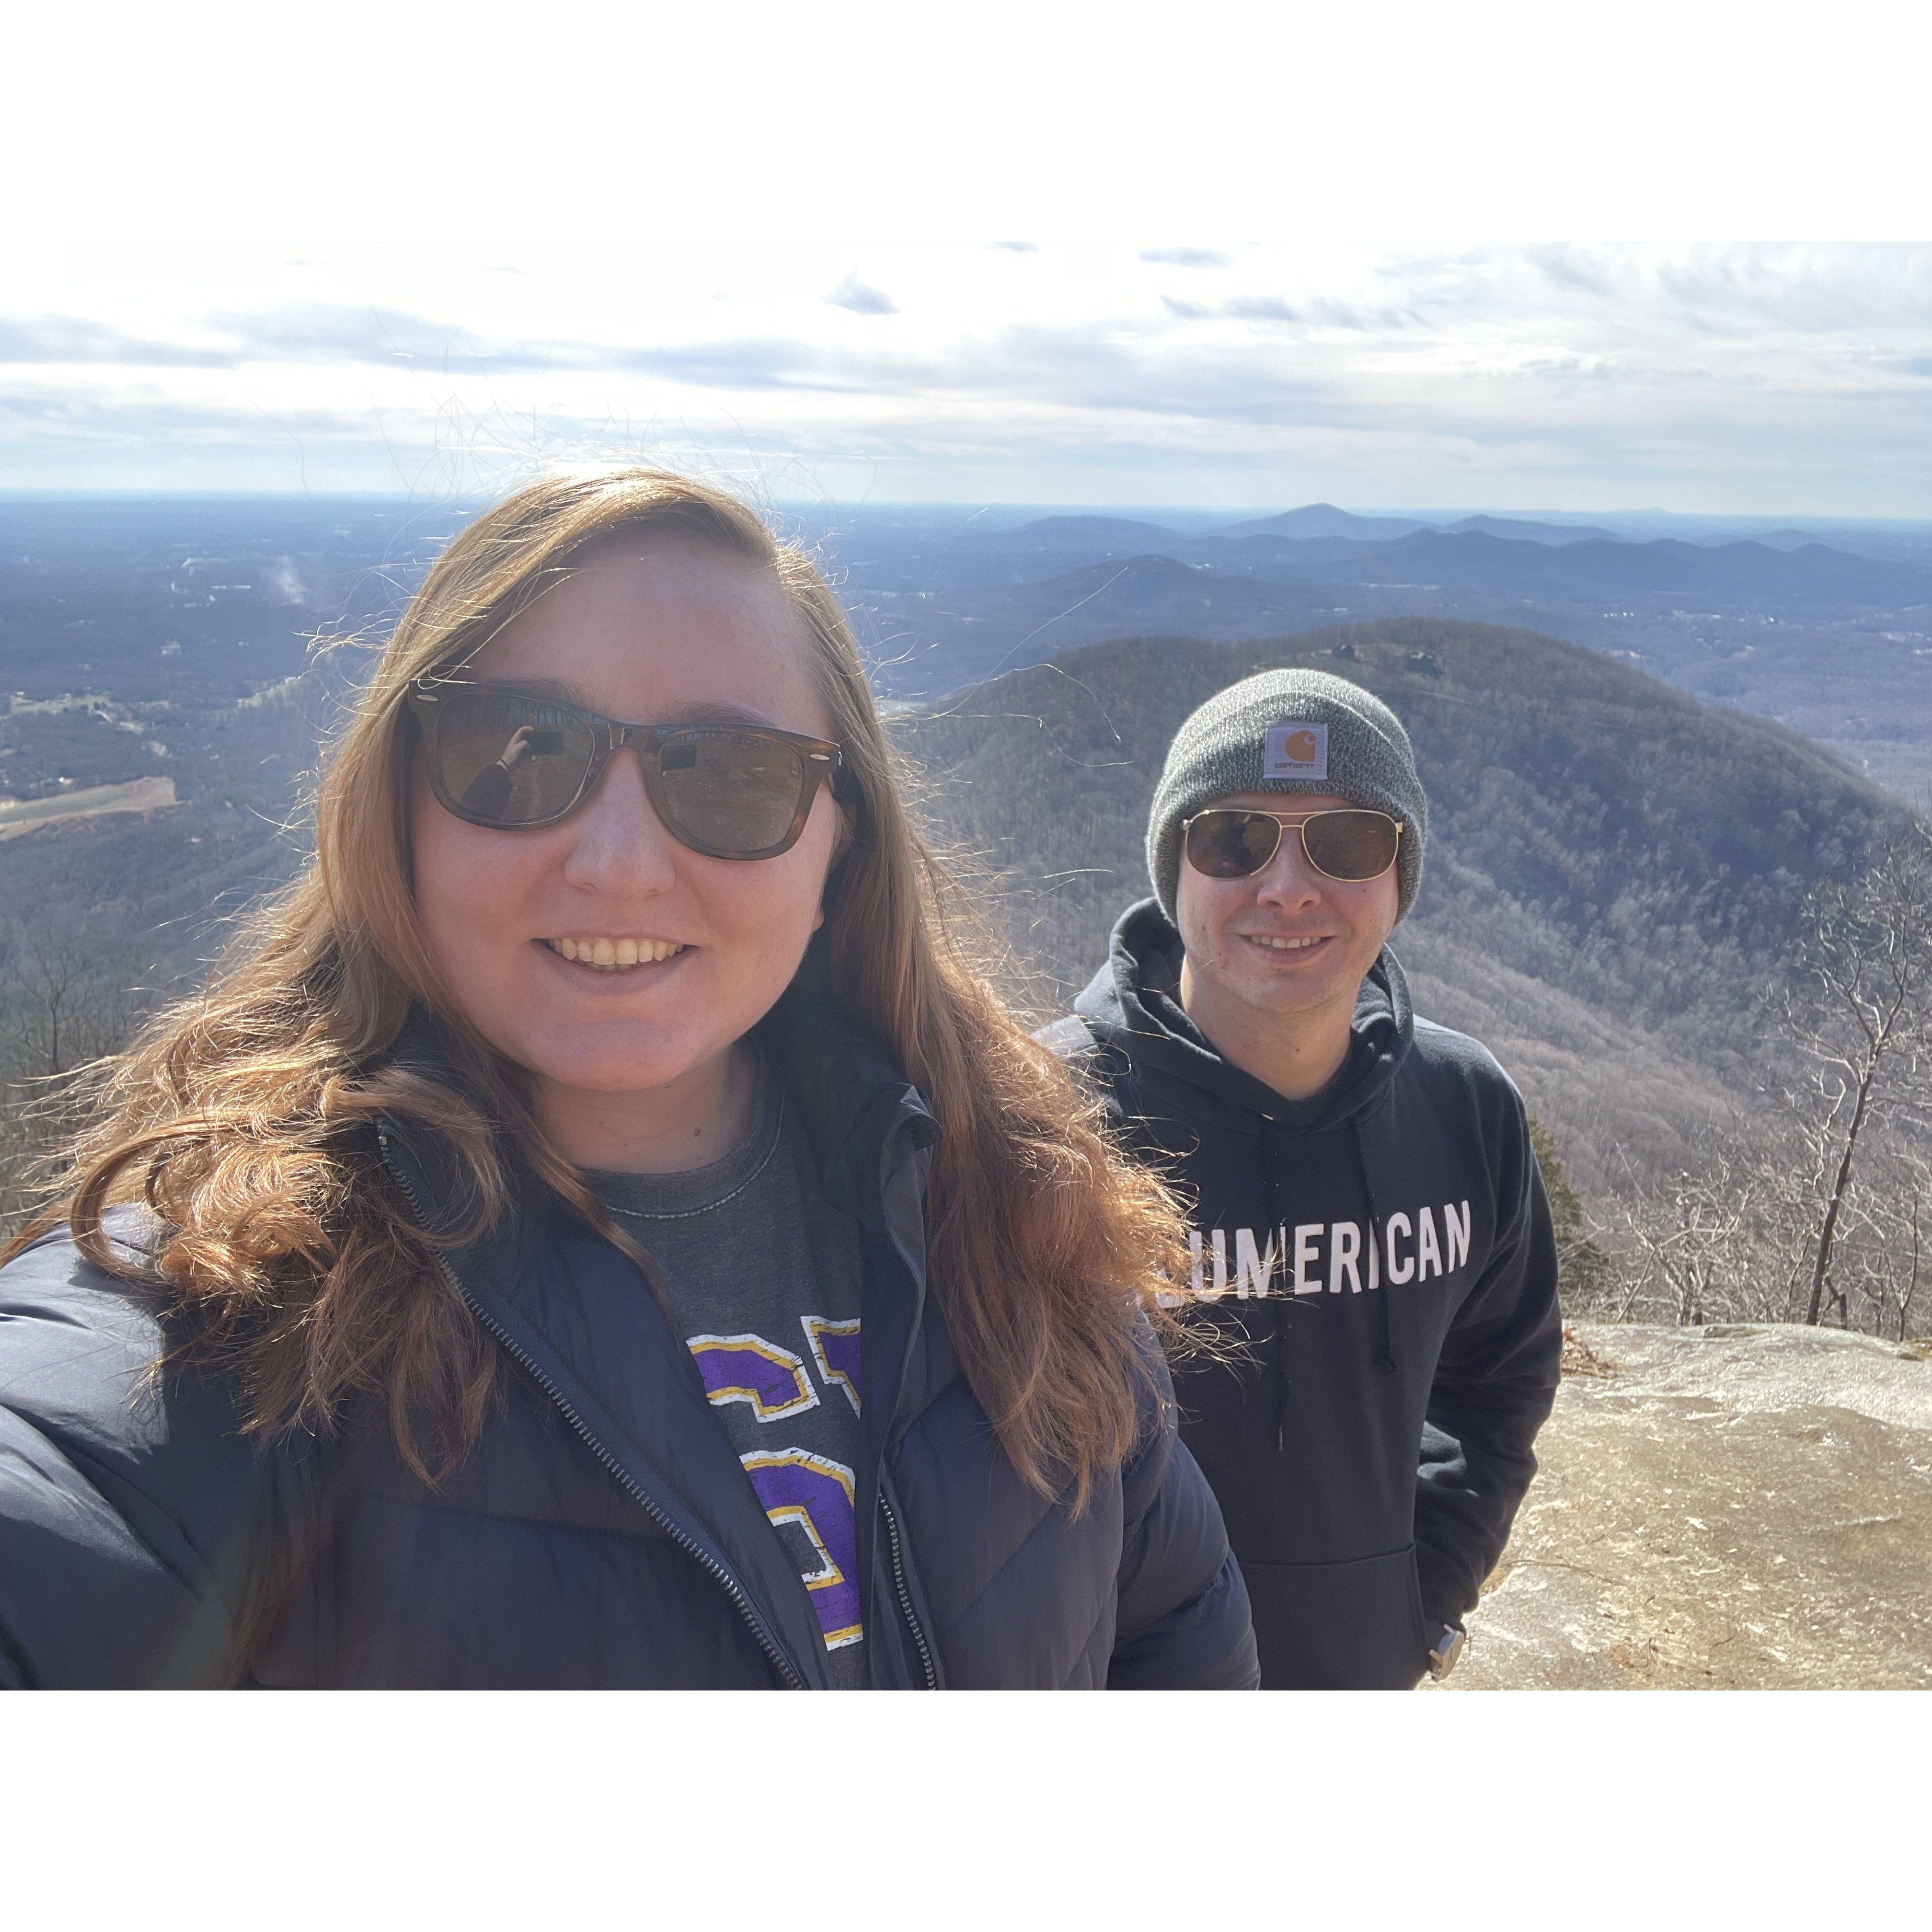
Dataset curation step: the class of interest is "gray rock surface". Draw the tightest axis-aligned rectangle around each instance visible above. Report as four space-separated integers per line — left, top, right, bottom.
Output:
1434 1322 1932 1690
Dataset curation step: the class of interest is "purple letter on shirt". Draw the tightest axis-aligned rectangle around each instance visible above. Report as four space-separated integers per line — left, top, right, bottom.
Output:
740 1450 863 1651
686 1334 817 1421
802 1315 862 1416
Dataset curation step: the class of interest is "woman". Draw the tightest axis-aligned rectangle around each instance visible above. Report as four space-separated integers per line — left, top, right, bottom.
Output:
0 470 1257 1689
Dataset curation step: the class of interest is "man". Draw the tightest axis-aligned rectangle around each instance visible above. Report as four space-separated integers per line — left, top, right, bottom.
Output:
1043 668 1561 1689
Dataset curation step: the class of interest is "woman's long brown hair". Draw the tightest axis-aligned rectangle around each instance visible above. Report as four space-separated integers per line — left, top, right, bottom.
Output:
5 470 1185 1508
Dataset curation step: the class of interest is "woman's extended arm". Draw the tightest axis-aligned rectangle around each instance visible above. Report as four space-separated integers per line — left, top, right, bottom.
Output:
0 1230 270 1689
1106 1355 1261 1690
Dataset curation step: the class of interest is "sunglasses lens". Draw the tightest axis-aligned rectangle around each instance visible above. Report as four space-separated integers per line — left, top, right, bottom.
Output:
432 689 595 825
656 730 810 856
1185 811 1282 879
1302 810 1400 881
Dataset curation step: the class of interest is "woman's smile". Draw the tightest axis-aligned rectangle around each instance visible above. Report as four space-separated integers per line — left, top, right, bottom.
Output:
543 935 688 968
532 933 696 998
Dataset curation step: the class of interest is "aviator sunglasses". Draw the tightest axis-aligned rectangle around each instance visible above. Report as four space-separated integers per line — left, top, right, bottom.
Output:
407 680 845 861
1183 806 1403 884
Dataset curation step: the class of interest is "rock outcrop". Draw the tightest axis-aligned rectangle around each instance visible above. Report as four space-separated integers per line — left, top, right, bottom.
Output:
1436 1322 1932 1690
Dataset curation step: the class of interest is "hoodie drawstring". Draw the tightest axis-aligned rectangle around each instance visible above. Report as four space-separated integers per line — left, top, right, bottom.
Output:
1271 1299 1289 1454
1259 1127 1291 1453
1264 1115 1396 1450
1349 1118 1398 1374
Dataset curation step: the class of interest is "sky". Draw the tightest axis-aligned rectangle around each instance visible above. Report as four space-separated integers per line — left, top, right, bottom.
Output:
4 5 1928 518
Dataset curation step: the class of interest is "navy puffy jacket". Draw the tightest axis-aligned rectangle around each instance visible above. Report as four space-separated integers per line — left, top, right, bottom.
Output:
0 982 1257 1690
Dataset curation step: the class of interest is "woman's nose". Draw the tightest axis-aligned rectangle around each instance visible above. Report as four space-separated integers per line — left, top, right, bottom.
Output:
558 745 678 895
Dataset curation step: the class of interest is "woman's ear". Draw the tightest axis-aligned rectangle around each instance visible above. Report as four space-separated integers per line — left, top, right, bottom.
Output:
816 796 858 930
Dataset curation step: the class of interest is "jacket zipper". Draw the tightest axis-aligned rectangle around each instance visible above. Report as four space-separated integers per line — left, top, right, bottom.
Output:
877 1486 936 1689
379 1131 807 1690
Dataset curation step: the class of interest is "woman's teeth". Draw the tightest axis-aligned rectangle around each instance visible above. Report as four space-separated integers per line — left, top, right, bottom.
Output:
547 937 685 970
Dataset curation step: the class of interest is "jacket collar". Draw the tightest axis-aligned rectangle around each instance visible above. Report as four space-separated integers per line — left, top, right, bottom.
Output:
375 966 947 1687
759 946 942 1229
380 956 940 1241
759 948 945 1442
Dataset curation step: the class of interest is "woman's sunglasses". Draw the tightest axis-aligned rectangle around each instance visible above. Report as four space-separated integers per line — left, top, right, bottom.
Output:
407 682 844 861
1183 807 1402 884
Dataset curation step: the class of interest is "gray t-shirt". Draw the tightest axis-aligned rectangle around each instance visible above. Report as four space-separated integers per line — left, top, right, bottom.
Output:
587 1053 869 1688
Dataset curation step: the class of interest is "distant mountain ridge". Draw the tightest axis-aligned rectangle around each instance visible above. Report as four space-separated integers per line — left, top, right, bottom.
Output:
984 554 1321 631
1444 514 1622 545
1215 503 1434 542
1013 525 1932 606
1346 529 1932 602
929 502 1918 559
857 517 1932 706
1215 508 1626 546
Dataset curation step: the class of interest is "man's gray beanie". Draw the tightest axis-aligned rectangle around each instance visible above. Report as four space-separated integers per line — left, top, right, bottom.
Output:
1147 668 1428 924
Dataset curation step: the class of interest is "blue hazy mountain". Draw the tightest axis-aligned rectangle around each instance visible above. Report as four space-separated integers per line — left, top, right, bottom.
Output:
1445 514 1623 545
1213 504 1436 542
1323 529 1932 605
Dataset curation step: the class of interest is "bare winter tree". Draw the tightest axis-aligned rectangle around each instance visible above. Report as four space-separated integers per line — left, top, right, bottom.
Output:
1611 1140 1760 1326
8 930 138 1079
1771 823 1932 1327
1836 1150 1931 1342
0 927 144 1236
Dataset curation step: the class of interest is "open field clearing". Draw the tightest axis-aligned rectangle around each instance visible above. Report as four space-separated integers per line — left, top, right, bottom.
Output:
0 776 178 842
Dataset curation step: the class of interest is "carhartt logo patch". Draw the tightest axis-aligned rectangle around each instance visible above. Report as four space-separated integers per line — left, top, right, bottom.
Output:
1263 721 1328 780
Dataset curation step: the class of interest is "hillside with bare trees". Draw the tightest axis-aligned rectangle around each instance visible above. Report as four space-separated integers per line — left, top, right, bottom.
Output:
893 618 1932 1342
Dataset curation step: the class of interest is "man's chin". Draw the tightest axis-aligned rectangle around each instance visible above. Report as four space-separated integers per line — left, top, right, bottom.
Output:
1226 969 1355 1021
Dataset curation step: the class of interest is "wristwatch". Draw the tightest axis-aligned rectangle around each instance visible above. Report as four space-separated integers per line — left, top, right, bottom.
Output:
1426 1623 1466 1681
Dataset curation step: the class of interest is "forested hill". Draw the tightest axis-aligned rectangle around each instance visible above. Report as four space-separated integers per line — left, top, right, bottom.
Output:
892 618 1903 1194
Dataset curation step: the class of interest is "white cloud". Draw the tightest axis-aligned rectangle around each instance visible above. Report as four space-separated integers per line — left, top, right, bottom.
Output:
825 274 898 317
0 243 1928 515
1141 248 1231 269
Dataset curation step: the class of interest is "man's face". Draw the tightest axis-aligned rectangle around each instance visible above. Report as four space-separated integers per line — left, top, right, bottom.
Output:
1174 791 1401 1041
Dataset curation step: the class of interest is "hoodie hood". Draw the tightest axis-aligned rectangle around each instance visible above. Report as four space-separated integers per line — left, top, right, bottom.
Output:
1072 897 1413 1134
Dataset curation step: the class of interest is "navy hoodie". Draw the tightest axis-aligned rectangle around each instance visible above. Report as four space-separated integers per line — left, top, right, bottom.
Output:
1051 899 1561 1690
